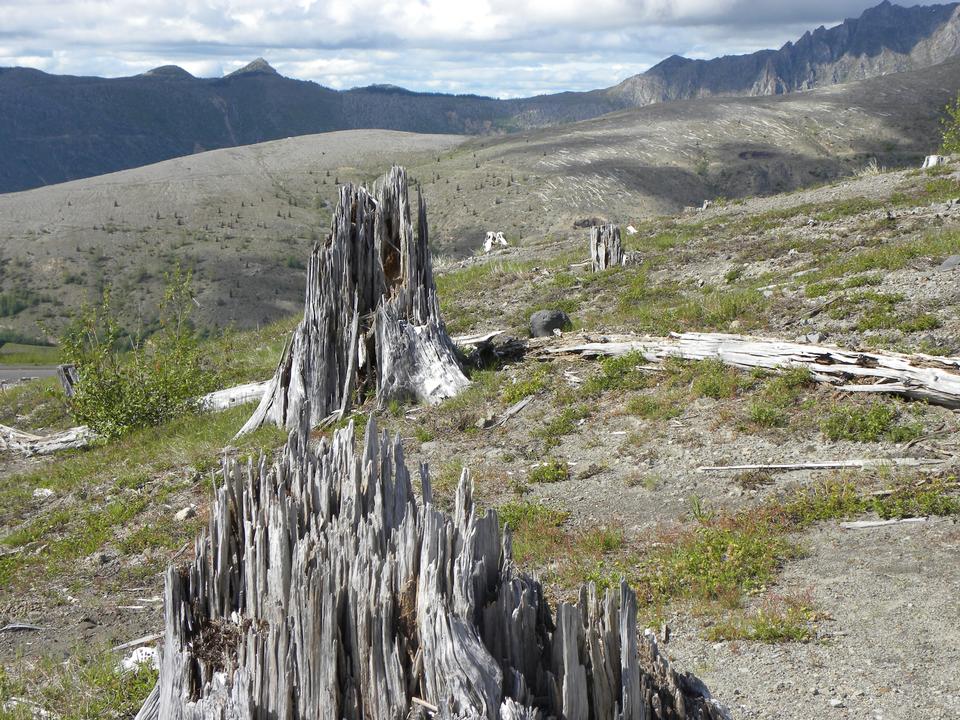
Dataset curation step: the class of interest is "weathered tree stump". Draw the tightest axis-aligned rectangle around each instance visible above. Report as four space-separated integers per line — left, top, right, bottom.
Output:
589 224 624 272
138 415 729 719
239 166 469 435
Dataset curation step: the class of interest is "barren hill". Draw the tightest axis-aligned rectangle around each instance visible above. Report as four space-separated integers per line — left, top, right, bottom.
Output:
1 58 958 342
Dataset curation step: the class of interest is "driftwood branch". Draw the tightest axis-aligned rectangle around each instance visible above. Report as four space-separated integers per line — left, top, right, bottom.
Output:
547 332 960 408
139 415 729 719
239 165 468 436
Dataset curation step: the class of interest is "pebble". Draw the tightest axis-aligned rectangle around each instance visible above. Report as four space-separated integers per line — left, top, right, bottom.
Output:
830 698 845 708
174 506 196 521
32 488 55 499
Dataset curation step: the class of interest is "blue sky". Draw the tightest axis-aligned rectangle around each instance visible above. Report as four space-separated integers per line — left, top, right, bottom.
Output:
0 1 949 97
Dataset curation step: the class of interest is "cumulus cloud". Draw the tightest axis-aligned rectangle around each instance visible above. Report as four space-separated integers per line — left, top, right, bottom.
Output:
0 0 947 96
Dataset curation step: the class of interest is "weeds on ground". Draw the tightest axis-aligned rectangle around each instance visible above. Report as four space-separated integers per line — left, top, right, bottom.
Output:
0 645 157 720
705 590 821 643
528 458 569 484
0 403 287 588
819 401 923 443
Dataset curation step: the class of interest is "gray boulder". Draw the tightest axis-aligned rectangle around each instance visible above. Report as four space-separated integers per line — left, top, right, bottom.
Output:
938 254 960 271
530 309 572 337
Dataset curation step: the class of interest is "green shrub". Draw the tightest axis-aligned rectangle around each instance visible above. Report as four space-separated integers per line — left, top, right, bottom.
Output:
939 92 960 155
529 458 569 484
581 351 651 396
820 402 922 443
502 365 550 404
60 267 220 439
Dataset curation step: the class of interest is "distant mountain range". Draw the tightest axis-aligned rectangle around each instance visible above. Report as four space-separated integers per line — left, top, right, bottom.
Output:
1 0 959 194
608 1 960 105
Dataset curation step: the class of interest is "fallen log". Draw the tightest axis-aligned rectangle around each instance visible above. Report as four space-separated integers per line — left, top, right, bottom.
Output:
0 423 97 456
698 459 943 473
239 165 468 436
547 332 960 408
139 415 729 719
197 380 271 411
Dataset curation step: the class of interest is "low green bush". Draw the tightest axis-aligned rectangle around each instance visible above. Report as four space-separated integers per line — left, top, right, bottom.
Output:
60 267 220 439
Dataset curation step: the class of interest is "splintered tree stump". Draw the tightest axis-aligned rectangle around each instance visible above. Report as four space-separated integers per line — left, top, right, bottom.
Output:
238 165 468 435
589 224 623 272
138 416 729 719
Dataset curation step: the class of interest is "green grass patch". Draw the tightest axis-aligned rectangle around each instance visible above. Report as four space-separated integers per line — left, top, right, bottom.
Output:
0 377 72 431
820 401 923 443
0 645 156 720
626 394 683 421
0 343 60 365
502 365 551 404
497 500 569 565
0 403 287 588
533 404 590 449
581 351 653 397
705 591 820 643
528 458 570 484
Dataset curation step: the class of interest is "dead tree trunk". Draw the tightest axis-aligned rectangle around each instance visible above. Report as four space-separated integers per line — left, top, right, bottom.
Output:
239 166 468 436
139 415 728 720
589 224 623 272
547 331 960 408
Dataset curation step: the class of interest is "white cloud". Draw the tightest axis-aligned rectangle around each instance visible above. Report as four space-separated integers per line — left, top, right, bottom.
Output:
0 0 948 95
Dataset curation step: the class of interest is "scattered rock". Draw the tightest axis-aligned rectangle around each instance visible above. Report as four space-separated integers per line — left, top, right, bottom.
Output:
829 698 845 708
938 254 960 271
573 216 607 229
475 412 496 430
804 332 828 344
529 309 572 337
32 488 55 500
174 506 196 522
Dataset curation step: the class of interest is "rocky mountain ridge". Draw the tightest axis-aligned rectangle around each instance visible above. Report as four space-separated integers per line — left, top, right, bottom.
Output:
610 1 960 105
2 2 960 194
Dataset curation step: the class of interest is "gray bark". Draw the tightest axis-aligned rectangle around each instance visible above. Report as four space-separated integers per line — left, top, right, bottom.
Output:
239 165 468 436
589 224 624 272
140 416 729 719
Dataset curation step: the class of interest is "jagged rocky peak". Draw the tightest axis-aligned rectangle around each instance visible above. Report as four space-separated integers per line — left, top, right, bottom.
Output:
227 57 280 77
141 65 194 79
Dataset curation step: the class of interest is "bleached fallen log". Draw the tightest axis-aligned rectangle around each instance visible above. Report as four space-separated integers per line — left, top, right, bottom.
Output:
140 416 729 719
589 223 623 272
840 517 928 529
698 459 943 473
239 165 468 436
548 332 960 408
452 330 504 348
197 380 270 411
0 423 97 456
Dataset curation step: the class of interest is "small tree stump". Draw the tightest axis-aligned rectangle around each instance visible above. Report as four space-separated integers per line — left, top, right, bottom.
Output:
239 166 469 435
589 224 624 272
